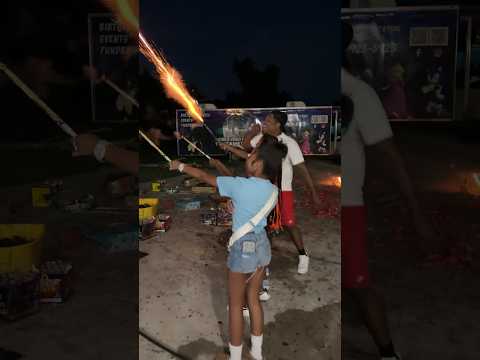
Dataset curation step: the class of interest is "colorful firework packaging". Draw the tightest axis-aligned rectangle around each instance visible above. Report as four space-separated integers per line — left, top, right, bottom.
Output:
0 271 40 320
39 261 73 303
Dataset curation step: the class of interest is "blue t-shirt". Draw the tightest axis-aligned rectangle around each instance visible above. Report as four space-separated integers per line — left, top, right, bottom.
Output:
217 176 277 233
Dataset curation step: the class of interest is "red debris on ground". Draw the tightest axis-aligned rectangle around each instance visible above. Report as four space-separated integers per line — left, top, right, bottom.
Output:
297 185 340 219
420 210 475 268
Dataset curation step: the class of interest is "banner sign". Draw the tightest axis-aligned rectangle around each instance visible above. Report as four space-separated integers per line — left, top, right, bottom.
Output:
176 107 339 157
88 14 138 123
342 6 459 120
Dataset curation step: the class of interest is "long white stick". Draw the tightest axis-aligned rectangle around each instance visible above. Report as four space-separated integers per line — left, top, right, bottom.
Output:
139 130 171 163
0 62 77 137
180 136 211 160
102 76 139 108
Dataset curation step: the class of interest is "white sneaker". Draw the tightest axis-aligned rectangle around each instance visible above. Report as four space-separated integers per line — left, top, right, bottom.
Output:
259 289 270 301
298 254 309 274
248 350 264 360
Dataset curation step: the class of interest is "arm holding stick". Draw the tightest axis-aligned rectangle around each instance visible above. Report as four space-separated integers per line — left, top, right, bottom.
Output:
241 124 261 152
73 134 139 175
209 159 234 176
170 160 217 187
219 143 249 159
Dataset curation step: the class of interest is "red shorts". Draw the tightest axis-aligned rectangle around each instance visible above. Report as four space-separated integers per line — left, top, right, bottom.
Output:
342 206 370 288
280 191 296 227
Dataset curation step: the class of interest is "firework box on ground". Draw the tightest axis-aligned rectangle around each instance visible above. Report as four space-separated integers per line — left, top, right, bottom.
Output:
183 178 202 187
216 207 232 227
192 186 216 194
107 175 137 197
151 180 167 192
139 217 156 239
200 208 232 227
88 224 138 253
39 261 73 303
0 271 40 321
56 194 96 212
201 211 217 225
31 186 51 207
176 198 202 211
155 214 172 232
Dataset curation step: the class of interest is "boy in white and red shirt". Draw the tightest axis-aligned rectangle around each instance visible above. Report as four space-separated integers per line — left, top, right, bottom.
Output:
341 20 437 360
242 111 321 276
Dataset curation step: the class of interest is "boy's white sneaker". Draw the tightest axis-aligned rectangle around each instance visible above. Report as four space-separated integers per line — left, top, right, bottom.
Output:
298 254 309 274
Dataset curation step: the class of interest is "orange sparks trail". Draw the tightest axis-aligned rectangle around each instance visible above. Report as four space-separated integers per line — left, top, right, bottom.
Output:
101 0 204 123
138 34 204 123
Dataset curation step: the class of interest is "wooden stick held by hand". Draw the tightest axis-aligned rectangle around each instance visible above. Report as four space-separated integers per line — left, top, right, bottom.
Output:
180 136 212 160
139 130 171 163
0 62 77 138
102 76 139 108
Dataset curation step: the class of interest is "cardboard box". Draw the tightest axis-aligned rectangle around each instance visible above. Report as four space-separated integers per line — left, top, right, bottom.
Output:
89 225 138 253
192 186 216 194
39 261 73 303
176 199 201 211
32 187 51 207
0 272 40 321
155 214 172 232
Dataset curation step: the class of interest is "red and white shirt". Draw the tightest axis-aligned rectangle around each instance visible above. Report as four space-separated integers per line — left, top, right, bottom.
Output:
251 132 304 191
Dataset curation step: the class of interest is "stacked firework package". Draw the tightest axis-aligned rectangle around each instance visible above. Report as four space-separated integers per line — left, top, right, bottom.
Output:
201 197 232 227
38 261 73 303
0 272 40 321
31 179 64 208
0 262 72 320
139 198 172 239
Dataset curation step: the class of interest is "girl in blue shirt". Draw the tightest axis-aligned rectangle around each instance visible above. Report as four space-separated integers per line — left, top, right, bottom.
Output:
170 138 287 360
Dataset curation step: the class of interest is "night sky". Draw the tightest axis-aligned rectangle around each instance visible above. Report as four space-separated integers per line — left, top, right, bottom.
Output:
141 1 341 106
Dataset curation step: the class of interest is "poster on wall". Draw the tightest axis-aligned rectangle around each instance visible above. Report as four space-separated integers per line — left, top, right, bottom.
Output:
88 14 138 123
176 107 337 157
342 6 459 121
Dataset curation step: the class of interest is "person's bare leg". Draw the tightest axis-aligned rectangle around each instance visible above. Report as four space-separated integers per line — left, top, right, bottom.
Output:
347 287 392 349
285 225 305 252
228 270 248 346
246 267 266 336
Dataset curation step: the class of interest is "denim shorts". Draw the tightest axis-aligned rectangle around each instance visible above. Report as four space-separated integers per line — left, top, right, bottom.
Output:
227 230 271 273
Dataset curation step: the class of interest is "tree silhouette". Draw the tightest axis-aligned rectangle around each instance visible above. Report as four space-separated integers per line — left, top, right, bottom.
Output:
226 57 290 107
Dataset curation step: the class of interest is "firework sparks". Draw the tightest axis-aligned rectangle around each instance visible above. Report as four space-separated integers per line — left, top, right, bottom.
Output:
138 34 204 123
101 0 139 36
101 0 204 124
